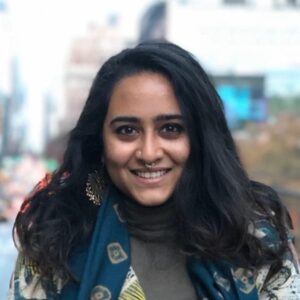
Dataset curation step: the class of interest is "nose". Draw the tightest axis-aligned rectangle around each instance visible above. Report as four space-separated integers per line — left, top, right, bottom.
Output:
136 132 163 163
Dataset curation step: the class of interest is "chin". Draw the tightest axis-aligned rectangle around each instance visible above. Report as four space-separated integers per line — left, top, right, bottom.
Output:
133 193 171 207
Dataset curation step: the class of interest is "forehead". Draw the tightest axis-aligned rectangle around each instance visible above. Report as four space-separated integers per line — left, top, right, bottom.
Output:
106 72 181 119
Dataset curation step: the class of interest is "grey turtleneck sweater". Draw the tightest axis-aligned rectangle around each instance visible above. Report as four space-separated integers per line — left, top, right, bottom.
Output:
119 198 197 300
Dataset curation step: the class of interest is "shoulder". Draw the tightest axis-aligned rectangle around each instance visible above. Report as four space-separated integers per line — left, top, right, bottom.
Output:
248 182 300 298
9 254 62 300
255 241 300 299
251 216 300 299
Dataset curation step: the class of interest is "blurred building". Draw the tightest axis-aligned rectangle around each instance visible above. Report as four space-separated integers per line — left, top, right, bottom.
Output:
138 1 166 42
46 0 300 155
44 1 159 159
0 0 11 159
58 23 127 138
163 0 300 125
167 0 300 88
0 1 27 158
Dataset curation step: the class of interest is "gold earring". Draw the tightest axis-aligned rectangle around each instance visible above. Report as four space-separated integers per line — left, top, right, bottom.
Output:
86 169 107 206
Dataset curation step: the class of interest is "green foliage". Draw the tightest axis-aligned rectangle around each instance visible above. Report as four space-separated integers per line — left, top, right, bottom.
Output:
268 95 300 116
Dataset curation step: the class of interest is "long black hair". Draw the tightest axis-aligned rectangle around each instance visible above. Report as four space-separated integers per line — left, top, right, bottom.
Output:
14 41 291 282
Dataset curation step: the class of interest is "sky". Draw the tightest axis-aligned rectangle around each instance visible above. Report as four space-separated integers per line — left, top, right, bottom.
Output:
3 0 156 152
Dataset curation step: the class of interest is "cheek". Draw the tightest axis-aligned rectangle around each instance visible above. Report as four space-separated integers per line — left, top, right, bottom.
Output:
169 139 190 165
103 138 135 168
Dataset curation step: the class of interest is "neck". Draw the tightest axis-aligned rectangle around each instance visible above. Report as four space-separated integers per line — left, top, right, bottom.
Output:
118 195 177 242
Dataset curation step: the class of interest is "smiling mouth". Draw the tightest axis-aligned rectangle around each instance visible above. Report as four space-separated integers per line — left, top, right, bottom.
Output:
131 169 171 179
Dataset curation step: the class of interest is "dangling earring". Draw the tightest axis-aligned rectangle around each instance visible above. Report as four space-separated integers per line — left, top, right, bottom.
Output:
86 165 108 206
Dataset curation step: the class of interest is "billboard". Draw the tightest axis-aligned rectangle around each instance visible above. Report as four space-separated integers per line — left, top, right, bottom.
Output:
213 75 265 129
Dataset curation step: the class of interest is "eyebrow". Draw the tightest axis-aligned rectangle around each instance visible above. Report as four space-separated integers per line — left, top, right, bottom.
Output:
109 114 183 126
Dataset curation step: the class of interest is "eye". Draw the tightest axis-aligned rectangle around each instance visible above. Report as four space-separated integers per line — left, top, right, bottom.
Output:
160 123 184 136
115 125 138 136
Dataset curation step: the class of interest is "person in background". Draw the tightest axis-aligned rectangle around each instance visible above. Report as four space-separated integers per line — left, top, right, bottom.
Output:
9 42 300 300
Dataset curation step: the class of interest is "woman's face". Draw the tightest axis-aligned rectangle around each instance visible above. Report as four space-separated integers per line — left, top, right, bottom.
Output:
103 72 190 206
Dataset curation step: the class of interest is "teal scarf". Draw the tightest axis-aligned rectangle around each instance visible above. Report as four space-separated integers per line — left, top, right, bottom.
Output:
12 187 260 300
60 186 259 300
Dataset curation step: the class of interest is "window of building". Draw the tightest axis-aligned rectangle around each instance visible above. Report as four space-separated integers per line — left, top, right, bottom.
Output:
273 0 300 6
223 0 246 4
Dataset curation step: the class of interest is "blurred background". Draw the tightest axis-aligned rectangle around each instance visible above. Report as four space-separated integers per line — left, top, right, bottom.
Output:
1 0 300 297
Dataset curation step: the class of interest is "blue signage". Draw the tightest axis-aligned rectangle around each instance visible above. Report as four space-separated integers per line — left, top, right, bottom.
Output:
0 0 7 11
216 80 266 129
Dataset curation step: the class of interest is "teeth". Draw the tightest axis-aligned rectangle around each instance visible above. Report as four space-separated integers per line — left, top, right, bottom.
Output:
135 170 167 179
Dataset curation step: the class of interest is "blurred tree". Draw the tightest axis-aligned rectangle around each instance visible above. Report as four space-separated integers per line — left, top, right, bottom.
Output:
269 95 300 116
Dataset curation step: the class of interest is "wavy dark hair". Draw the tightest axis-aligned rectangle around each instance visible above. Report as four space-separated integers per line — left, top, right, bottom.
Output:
14 41 291 283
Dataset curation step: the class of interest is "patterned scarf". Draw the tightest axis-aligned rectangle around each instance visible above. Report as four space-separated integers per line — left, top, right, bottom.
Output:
59 186 259 300
12 185 261 300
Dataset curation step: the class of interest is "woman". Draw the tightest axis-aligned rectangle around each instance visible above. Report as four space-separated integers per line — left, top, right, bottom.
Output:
10 42 300 299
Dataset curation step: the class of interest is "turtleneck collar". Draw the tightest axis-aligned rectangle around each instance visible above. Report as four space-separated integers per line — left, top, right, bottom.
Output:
118 194 177 242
